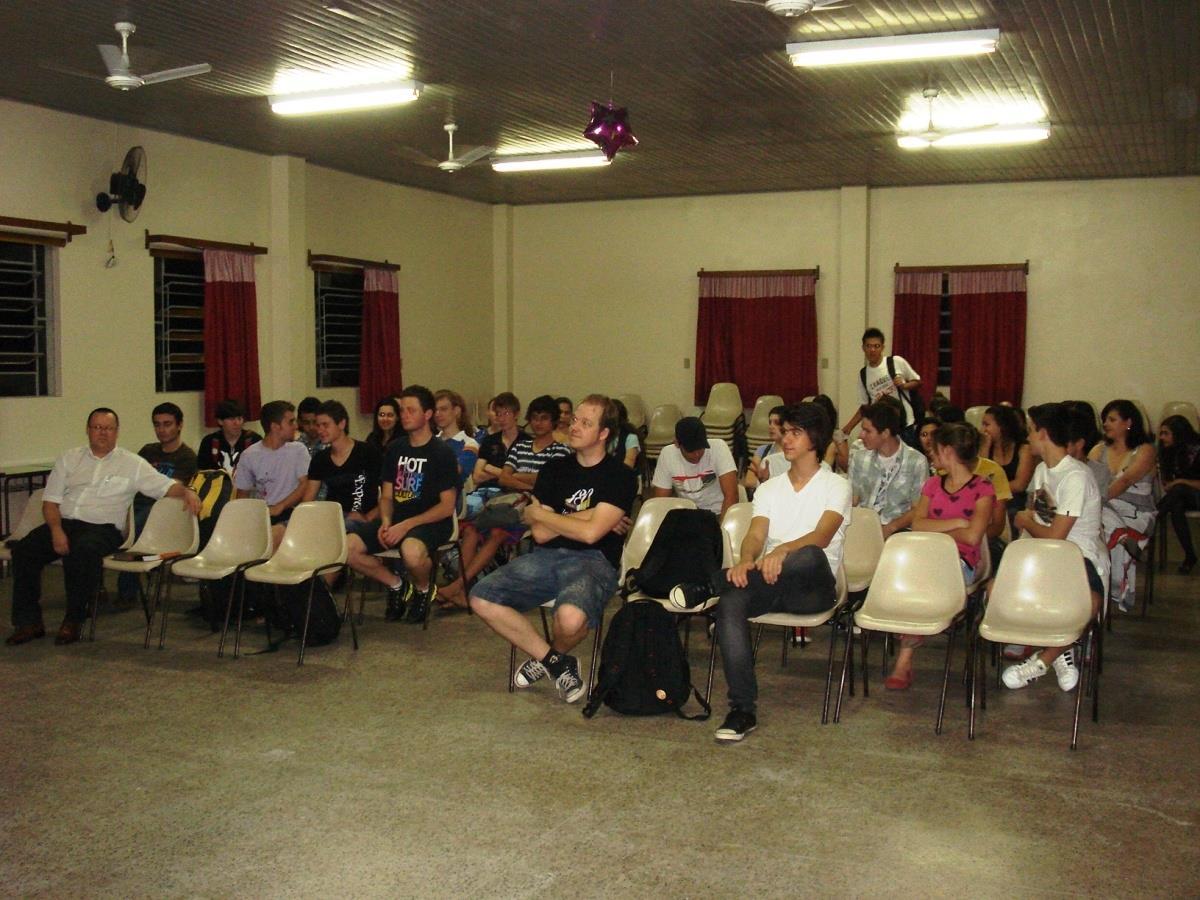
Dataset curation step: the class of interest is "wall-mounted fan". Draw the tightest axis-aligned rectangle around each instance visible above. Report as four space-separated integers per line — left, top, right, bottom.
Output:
96 146 147 222
97 21 211 91
398 122 496 173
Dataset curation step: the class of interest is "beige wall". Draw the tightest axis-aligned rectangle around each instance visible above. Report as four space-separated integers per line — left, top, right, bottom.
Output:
0 100 494 465
509 177 1200 427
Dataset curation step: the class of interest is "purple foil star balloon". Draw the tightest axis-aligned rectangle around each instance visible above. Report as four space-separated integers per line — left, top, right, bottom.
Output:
583 100 639 160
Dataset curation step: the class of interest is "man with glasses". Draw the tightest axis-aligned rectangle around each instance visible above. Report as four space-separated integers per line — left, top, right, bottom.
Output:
6 408 202 646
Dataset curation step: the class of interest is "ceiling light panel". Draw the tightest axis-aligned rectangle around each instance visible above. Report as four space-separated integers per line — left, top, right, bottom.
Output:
788 29 1000 67
270 79 423 115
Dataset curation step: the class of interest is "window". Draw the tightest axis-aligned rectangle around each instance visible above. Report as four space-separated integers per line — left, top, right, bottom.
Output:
154 254 206 392
0 240 55 397
937 273 951 391
315 268 364 387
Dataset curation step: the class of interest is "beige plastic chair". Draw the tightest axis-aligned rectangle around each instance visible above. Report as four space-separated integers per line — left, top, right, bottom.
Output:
745 395 785 441
242 501 349 665
973 538 1098 749
1160 400 1199 430
94 497 199 642
702 383 744 427
644 404 683 460
965 406 988 430
721 501 755 566
843 507 885 594
617 394 648 431
149 499 273 654
0 488 46 568
846 532 967 734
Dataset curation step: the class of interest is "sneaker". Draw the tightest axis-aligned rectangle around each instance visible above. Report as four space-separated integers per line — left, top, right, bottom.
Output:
385 579 411 621
554 655 586 703
714 709 758 743
1052 647 1080 692
669 581 716 610
403 584 435 624
513 658 549 689
1002 655 1048 690
1002 644 1032 660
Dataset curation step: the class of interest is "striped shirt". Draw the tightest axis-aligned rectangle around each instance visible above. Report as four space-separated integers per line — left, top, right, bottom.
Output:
503 437 571 475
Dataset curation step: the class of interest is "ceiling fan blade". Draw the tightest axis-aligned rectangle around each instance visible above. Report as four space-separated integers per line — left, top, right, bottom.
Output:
98 44 127 75
39 60 106 82
454 145 496 168
140 63 211 85
396 146 441 167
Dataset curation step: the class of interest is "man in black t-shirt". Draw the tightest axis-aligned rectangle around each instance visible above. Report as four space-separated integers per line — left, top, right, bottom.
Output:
197 399 261 474
470 394 637 703
345 385 458 624
304 400 381 535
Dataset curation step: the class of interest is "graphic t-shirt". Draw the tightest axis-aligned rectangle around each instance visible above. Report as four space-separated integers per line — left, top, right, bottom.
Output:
533 454 638 568
920 474 996 568
233 440 311 506
308 440 381 516
504 436 572 474
382 435 459 522
651 440 738 515
1027 455 1109 585
137 442 198 482
856 355 920 426
753 467 852 574
198 430 261 474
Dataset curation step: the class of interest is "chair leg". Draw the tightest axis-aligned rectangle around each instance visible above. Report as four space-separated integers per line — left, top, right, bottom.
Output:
968 636 980 740
539 606 551 642
860 628 870 699
703 616 719 708
218 575 238 658
157 566 176 650
587 613 604 701
833 620 853 723
233 577 250 659
935 626 956 736
88 584 100 642
780 628 788 667
820 619 838 724
507 643 517 693
297 578 317 666
143 571 160 650
1090 628 1101 724
751 623 764 664
343 569 359 651
1070 641 1086 750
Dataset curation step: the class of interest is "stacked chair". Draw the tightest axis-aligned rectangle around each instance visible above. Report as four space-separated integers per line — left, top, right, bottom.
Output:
1160 400 1198 429
744 395 784 457
964 406 988 430
700 382 746 464
643 404 682 463
617 393 648 434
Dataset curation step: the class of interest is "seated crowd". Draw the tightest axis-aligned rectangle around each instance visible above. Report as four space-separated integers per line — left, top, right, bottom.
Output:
6 336 1196 744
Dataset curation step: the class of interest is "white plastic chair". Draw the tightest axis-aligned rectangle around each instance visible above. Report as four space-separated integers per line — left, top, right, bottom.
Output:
151 499 273 654
0 488 46 569
843 507 885 594
1160 400 1199 430
721 501 755 566
242 501 349 665
95 497 199 642
973 538 1097 749
644 404 683 460
965 406 988 430
617 394 648 431
701 383 744 428
844 532 968 734
745 395 785 442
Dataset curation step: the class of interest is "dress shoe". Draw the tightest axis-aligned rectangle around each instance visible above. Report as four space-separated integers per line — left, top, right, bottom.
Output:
6 624 46 646
54 620 83 645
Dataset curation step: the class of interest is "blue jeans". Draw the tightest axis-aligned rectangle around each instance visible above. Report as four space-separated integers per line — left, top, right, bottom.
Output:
471 546 617 629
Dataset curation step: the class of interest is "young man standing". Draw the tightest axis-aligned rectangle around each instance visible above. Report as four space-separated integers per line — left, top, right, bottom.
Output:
673 403 851 742
1003 402 1107 692
198 399 261 474
470 395 638 703
233 401 311 546
651 417 739 518
847 401 928 538
841 328 922 446
345 385 458 624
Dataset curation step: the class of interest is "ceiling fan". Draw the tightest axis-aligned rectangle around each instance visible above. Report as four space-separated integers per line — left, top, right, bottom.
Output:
728 0 851 16
96 21 211 91
398 122 496 173
897 88 1051 149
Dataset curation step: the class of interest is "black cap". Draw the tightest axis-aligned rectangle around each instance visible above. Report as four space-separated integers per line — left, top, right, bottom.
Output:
675 417 709 453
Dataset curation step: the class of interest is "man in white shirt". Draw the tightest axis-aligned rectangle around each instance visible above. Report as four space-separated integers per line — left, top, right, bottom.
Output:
1002 402 1107 692
651 417 738 517
841 327 922 443
671 403 851 743
7 408 201 646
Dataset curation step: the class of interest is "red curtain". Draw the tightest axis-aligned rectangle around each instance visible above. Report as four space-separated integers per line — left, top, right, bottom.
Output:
892 271 942 404
694 273 818 405
359 267 402 413
949 269 1027 409
202 250 261 427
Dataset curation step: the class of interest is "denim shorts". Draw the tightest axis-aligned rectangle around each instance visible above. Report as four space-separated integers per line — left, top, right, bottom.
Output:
471 546 618 629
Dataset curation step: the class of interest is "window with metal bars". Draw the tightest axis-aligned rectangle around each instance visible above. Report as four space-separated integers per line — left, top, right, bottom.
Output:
154 255 206 392
937 273 951 390
315 268 364 388
0 241 55 397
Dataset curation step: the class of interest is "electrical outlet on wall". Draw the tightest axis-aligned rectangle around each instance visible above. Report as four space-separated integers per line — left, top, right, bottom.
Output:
821 357 829 369
684 357 691 369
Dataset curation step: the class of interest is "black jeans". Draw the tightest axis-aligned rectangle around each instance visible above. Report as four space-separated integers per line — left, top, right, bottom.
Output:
715 544 837 714
1159 483 1200 561
10 520 124 628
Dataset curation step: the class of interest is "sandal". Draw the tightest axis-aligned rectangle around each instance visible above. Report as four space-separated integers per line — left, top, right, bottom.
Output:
884 671 913 691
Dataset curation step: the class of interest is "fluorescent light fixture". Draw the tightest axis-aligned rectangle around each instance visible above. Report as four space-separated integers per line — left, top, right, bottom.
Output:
788 28 1000 67
898 123 1051 150
270 79 423 116
491 150 611 173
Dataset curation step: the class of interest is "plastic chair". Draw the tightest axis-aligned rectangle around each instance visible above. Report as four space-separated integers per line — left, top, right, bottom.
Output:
0 488 46 570
973 539 1097 749
1160 401 1199 430
617 394 648 431
843 507 885 594
745 395 785 441
721 501 755 566
965 406 988 430
843 533 968 734
93 497 199 642
644 404 683 460
367 510 465 630
701 383 744 427
242 501 349 665
148 499 273 653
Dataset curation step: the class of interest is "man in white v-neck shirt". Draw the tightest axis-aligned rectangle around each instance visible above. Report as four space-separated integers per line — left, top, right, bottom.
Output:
671 402 851 743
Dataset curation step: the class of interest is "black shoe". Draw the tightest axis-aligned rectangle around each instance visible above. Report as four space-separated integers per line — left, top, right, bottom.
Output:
385 580 411 621
669 580 720 610
554 654 586 703
403 584 435 624
714 708 757 743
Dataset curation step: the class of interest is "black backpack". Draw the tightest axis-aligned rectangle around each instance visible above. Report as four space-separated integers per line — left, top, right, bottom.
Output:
620 507 723 602
860 355 925 425
582 601 710 720
276 578 343 647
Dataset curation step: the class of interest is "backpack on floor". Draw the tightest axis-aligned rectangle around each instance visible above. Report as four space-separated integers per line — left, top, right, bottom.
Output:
582 601 710 720
620 507 723 602
276 578 343 647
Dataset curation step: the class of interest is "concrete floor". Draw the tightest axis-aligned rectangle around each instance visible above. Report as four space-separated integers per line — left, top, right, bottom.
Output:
2 552 1198 898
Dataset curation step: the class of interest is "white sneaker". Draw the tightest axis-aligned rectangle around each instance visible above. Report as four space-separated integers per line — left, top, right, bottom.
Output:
1052 648 1080 692
1002 655 1047 690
